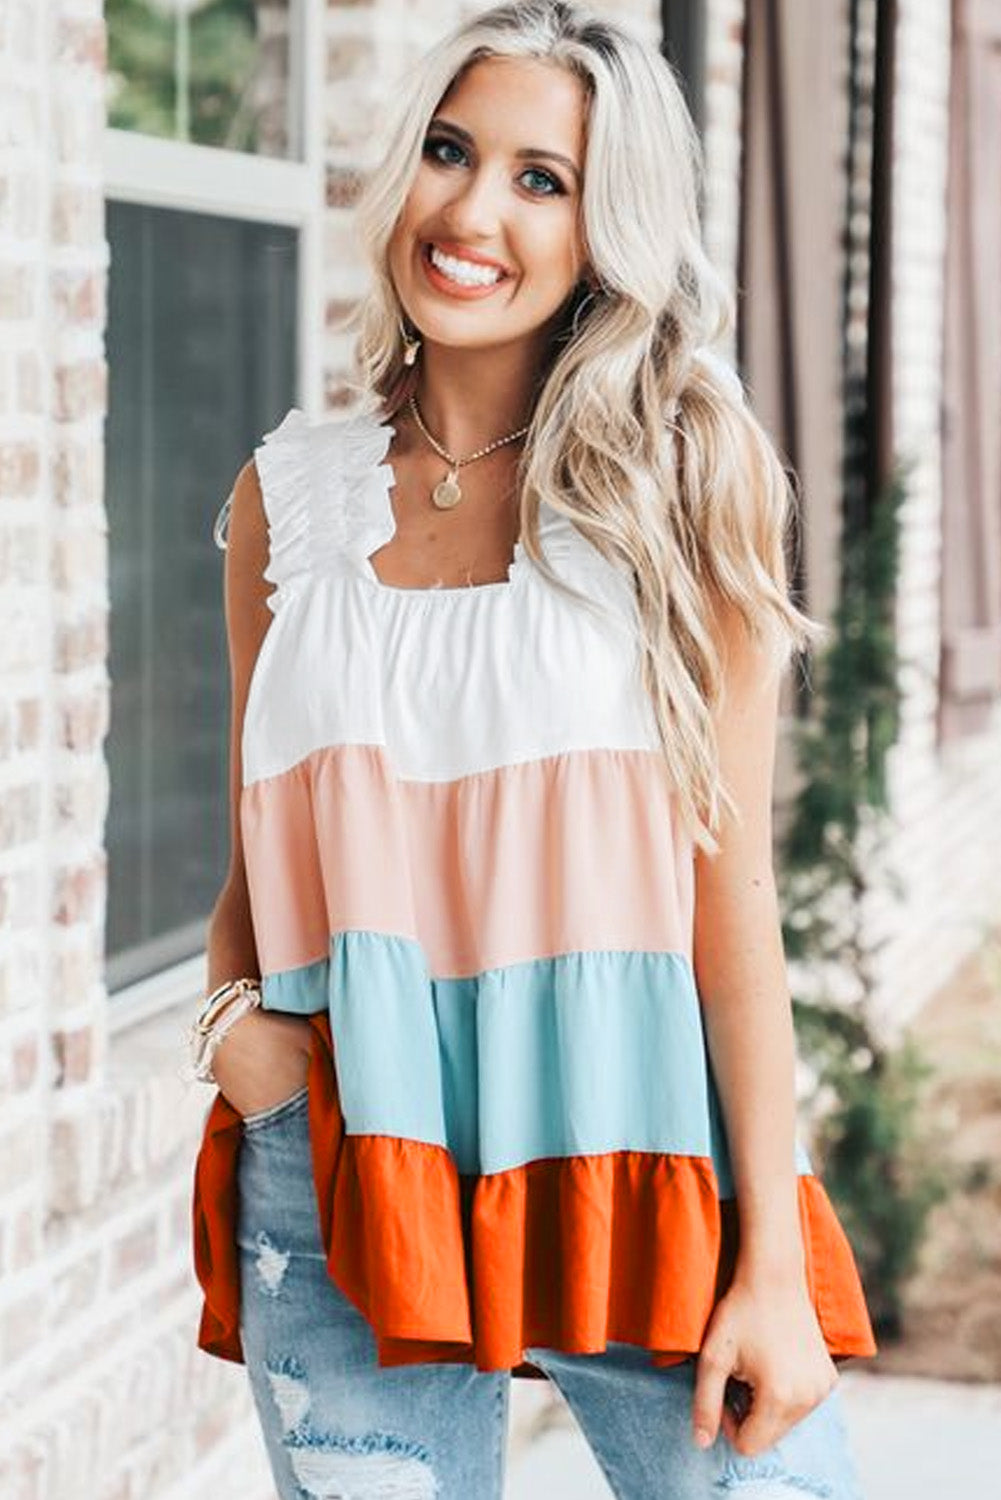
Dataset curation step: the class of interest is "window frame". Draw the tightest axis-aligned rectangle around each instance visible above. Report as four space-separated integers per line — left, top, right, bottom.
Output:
661 0 707 141
104 0 325 1033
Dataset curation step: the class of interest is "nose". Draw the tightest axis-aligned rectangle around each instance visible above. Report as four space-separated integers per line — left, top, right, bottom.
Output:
439 164 505 242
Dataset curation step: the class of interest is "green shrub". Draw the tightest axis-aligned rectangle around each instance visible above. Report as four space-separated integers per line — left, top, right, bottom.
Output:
779 462 948 1337
793 1000 948 1337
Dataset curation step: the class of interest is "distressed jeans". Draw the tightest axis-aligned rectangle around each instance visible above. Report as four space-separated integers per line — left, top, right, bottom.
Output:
237 1084 866 1500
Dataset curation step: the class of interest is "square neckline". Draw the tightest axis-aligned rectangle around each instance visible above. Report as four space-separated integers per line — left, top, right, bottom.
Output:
359 417 527 599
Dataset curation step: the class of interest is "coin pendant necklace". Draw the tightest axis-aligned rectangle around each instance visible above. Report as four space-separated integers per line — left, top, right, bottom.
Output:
407 393 531 510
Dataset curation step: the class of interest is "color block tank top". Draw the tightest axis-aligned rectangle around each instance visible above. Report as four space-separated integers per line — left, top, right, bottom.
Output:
191 400 877 1378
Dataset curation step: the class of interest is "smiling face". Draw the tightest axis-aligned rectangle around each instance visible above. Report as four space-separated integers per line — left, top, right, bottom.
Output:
387 55 592 360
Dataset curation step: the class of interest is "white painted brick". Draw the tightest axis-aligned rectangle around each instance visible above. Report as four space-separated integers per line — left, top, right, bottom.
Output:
876 0 1001 1032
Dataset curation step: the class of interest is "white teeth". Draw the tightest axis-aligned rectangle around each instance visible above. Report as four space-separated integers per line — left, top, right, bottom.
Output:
429 245 504 287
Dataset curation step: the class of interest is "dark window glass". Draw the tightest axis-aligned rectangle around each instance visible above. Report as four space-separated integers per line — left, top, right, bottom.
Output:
105 201 298 990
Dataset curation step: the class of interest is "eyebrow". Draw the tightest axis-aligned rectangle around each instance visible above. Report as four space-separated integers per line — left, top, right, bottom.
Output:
427 117 581 185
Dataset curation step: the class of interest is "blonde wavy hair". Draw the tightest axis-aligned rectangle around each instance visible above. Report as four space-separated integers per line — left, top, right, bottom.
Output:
340 0 827 855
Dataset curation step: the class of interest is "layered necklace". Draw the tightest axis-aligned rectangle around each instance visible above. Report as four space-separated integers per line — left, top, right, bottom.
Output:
407 393 531 510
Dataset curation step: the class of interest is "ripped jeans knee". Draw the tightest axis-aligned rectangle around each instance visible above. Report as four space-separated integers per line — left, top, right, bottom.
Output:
264 1354 441 1500
716 1461 836 1498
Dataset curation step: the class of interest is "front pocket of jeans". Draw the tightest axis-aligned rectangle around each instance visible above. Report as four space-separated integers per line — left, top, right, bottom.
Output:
240 1082 310 1132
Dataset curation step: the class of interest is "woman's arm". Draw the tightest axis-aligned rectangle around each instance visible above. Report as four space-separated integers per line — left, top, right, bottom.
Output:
206 458 272 989
688 591 837 1456
692 592 802 1275
204 458 311 1113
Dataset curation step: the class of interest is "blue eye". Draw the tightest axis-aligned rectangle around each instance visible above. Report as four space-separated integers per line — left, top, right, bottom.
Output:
422 136 566 197
424 137 466 166
520 166 563 197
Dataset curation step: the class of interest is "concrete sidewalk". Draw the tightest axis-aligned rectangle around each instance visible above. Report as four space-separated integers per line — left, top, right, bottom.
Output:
504 1371 1001 1498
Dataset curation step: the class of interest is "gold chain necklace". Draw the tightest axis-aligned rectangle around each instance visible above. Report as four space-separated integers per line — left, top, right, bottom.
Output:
407 393 530 510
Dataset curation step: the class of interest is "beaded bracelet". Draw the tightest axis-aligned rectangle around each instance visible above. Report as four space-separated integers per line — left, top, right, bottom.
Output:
184 976 262 1085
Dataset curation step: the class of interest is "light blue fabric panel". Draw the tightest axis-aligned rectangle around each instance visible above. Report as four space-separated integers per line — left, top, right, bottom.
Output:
329 929 450 1146
262 957 328 1014
264 932 814 1189
468 949 714 1175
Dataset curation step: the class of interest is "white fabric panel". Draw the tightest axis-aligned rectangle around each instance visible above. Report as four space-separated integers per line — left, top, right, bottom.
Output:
242 406 663 786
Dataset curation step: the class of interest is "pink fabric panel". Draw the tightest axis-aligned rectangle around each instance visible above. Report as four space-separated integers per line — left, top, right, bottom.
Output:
240 759 330 975
241 745 694 979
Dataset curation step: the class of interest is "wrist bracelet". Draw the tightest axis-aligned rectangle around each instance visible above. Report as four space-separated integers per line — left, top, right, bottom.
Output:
183 977 262 1085
195 976 260 1030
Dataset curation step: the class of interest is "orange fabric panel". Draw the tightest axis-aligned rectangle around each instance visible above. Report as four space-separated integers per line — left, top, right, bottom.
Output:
191 1086 244 1364
191 1012 877 1373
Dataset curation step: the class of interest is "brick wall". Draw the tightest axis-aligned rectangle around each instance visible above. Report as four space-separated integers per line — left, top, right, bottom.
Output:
876 0 1001 1031
0 3 273 1496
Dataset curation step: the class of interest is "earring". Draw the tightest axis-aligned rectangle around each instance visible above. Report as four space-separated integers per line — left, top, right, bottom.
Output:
399 315 421 366
570 283 599 339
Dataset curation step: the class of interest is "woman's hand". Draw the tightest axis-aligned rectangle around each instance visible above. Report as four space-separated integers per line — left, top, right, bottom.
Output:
691 1267 838 1457
211 1009 312 1119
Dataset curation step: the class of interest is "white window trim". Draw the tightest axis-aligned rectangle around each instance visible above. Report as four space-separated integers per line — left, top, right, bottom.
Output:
108 954 208 1037
105 0 326 1031
103 129 314 225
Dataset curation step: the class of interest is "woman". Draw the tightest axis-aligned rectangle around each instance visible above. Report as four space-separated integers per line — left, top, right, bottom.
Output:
190 4 877 1497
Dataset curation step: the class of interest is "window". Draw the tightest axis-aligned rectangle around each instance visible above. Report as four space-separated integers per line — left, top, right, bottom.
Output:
104 0 322 1015
106 0 301 158
104 204 297 991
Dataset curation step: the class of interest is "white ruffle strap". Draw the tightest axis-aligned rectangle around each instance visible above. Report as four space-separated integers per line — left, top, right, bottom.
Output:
253 408 315 614
315 408 397 578
253 405 398 612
